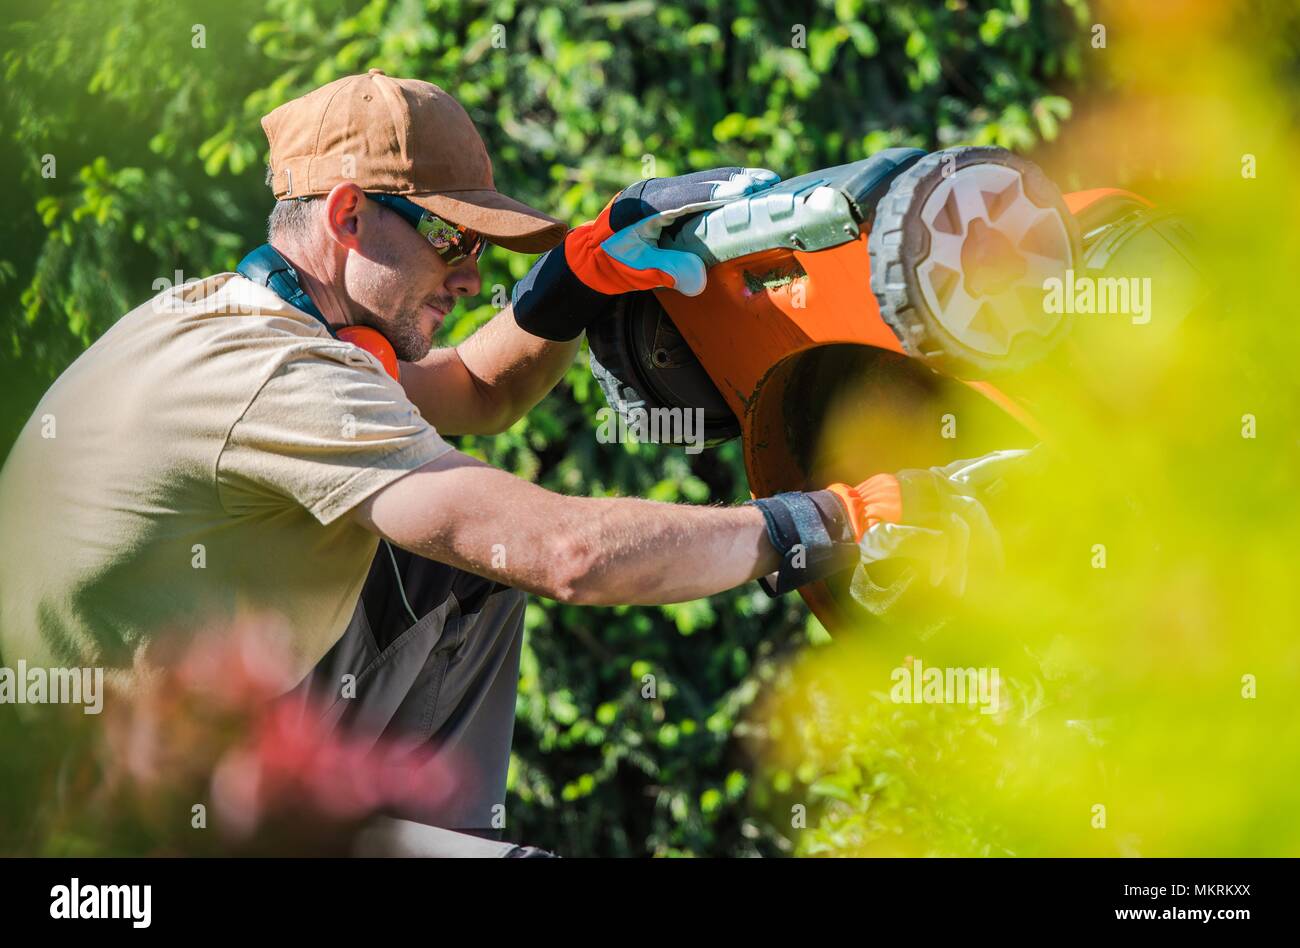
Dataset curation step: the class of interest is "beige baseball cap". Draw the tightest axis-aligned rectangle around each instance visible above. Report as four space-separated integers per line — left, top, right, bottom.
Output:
261 69 567 253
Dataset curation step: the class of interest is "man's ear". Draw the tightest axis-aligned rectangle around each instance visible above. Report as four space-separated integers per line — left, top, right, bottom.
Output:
322 182 368 251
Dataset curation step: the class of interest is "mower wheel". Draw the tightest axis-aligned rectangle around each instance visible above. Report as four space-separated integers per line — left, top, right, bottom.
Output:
869 146 1081 378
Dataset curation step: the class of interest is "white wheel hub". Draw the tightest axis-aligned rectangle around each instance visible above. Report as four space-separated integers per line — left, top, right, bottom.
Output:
915 163 1073 356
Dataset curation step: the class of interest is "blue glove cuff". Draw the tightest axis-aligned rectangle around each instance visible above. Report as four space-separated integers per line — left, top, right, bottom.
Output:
511 241 615 341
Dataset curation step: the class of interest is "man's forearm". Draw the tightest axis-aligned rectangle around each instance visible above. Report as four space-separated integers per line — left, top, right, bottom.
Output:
556 497 778 605
353 453 781 606
455 305 581 431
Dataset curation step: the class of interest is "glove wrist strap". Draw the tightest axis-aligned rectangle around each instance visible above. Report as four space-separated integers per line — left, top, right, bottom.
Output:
747 491 859 596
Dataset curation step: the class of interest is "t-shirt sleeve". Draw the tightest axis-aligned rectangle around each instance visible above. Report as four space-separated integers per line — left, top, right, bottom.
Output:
217 350 453 525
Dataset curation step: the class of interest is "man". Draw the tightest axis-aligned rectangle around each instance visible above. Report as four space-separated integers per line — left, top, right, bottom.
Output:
0 71 890 848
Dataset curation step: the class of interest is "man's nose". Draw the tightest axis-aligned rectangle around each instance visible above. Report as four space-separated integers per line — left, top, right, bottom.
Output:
446 259 481 297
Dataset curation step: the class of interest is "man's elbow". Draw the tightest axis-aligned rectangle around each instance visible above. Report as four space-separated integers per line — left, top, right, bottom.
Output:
461 395 517 436
457 358 521 436
545 531 608 606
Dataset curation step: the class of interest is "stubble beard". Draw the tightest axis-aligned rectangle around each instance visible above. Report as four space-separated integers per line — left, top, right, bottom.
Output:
383 303 437 362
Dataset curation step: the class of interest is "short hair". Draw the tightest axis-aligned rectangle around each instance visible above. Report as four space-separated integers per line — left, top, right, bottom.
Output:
264 164 318 244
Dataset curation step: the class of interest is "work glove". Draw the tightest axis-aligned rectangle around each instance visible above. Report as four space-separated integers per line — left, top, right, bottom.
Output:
512 167 780 341
748 474 903 596
749 449 1037 602
849 449 1035 616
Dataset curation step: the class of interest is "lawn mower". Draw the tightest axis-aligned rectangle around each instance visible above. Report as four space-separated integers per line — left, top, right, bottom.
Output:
587 145 1204 629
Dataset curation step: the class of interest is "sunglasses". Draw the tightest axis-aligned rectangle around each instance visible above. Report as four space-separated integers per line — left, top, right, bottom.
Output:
366 192 486 266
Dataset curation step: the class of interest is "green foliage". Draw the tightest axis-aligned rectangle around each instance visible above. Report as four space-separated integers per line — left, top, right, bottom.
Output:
0 0 1094 856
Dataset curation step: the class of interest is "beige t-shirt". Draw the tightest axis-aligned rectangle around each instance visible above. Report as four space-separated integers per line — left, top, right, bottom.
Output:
0 273 452 690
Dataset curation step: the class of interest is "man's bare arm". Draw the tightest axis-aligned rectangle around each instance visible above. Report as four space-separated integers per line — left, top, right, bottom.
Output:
399 304 580 436
350 450 779 605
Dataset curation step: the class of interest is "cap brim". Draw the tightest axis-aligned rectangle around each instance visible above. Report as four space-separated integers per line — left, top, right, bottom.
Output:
410 189 567 254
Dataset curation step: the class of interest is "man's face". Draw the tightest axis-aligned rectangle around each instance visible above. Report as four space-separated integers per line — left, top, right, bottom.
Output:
340 197 482 362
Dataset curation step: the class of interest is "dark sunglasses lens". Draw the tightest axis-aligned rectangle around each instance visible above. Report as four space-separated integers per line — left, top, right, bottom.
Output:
416 213 484 264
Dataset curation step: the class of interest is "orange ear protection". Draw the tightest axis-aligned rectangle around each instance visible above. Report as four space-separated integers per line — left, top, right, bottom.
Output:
236 244 401 382
337 325 401 382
